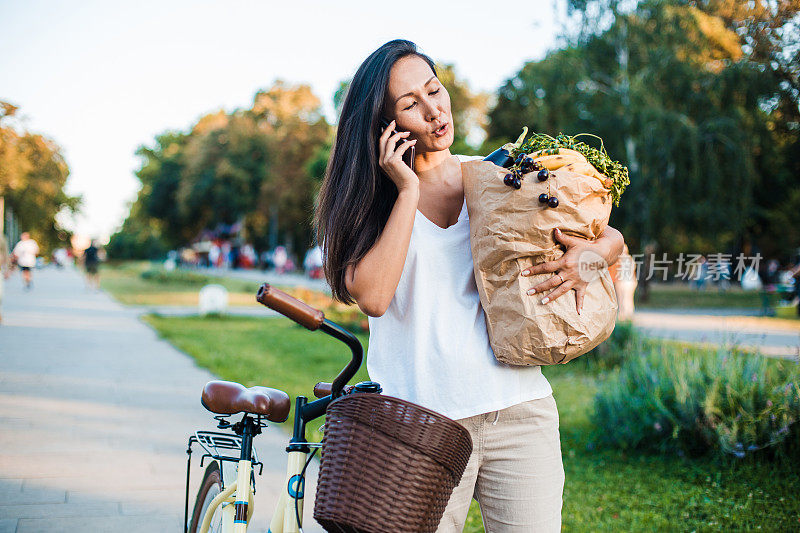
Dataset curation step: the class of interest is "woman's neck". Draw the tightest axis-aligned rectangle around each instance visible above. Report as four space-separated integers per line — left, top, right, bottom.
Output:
413 148 455 184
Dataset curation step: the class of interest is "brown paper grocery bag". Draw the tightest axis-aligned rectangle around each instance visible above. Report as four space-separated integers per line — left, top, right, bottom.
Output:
462 152 618 366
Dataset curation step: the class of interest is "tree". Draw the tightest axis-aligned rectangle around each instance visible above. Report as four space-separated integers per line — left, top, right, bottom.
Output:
111 81 331 258
435 63 490 155
178 111 270 241
133 131 190 247
0 102 79 251
693 0 800 257
249 81 331 253
105 198 168 259
487 0 799 261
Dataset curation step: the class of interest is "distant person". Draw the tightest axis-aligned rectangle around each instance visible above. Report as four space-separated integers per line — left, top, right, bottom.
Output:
690 255 708 290
762 259 780 290
791 261 800 317
272 245 288 274
52 247 69 268
12 232 39 290
82 240 102 290
259 249 273 270
716 258 731 292
240 244 256 269
208 242 221 268
0 233 9 323
220 241 232 269
759 259 780 316
303 245 324 279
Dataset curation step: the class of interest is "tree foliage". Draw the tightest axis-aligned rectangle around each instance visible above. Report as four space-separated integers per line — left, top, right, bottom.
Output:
109 81 330 258
486 0 800 259
0 102 79 251
435 63 490 155
113 12 799 263
112 67 486 259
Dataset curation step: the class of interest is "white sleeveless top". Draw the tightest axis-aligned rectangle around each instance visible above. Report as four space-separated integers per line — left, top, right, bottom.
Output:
365 154 553 420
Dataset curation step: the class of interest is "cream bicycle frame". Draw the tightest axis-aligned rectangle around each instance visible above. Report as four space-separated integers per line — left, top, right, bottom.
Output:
194 294 368 533
199 450 309 533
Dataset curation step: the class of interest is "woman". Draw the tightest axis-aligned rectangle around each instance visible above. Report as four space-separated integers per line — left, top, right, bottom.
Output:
314 39 624 532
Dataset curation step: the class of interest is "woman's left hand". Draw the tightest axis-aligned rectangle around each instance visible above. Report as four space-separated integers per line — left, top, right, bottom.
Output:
520 226 625 314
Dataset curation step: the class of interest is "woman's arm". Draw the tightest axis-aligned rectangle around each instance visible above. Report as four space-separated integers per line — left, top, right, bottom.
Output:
588 225 625 267
346 119 420 317
345 185 420 317
521 225 625 314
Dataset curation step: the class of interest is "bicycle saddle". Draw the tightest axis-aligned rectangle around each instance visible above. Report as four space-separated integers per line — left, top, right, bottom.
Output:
201 380 291 422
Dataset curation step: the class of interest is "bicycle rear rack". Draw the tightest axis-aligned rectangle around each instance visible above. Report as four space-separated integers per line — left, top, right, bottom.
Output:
185 424 264 533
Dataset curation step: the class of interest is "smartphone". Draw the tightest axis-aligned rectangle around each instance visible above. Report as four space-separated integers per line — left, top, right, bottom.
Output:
380 116 415 171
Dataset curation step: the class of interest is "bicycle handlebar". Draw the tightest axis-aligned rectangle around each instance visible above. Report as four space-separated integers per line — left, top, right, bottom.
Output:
314 382 354 399
256 283 363 399
256 283 325 330
313 382 332 398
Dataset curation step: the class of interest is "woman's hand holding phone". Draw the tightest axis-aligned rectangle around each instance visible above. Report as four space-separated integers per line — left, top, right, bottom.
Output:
378 119 418 193
346 119 420 316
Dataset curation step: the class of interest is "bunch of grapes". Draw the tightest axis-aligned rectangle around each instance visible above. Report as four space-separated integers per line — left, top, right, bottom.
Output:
502 154 560 208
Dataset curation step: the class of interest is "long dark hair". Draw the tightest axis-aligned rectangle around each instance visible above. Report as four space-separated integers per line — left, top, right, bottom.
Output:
313 39 437 304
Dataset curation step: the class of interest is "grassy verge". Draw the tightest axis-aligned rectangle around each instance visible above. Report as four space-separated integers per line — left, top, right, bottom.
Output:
636 284 794 311
776 306 800 321
103 262 799 326
103 261 800 323
144 314 800 531
142 315 370 442
100 261 264 306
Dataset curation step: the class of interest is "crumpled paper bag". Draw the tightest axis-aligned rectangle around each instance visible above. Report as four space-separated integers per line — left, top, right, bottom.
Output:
462 149 618 366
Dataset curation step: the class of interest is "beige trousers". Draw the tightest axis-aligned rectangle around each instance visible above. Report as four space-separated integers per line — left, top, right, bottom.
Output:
436 394 565 532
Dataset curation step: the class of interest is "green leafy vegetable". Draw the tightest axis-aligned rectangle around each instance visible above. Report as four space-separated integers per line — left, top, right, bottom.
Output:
502 127 630 206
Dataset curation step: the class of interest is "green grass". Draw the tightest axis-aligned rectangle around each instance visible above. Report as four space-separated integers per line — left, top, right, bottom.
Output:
143 315 370 442
636 284 788 310
636 284 799 321
100 261 264 306
776 305 799 321
144 314 800 531
548 363 799 531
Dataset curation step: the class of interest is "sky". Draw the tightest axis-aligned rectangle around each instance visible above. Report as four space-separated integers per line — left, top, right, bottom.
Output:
1 0 563 241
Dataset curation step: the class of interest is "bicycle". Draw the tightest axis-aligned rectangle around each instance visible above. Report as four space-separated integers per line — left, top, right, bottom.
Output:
184 283 382 533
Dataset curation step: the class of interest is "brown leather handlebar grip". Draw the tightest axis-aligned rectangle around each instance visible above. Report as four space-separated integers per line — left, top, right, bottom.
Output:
256 283 325 331
313 382 354 398
313 382 332 398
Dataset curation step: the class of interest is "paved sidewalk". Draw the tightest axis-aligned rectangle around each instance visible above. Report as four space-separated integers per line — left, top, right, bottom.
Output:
0 267 322 532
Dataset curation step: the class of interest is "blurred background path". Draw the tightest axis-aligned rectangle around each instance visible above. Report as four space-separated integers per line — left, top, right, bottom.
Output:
0 267 322 533
633 309 800 359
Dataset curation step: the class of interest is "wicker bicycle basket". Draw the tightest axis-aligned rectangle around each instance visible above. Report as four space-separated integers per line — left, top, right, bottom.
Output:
313 393 473 533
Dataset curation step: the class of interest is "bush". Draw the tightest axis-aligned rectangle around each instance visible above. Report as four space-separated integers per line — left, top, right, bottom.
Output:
324 307 369 334
106 228 168 260
140 268 215 286
592 342 800 459
576 320 639 370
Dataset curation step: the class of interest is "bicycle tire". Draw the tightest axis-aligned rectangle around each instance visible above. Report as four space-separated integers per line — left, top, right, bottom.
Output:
189 461 223 533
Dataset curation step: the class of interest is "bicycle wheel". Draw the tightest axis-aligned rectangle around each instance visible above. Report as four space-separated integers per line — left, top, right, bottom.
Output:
189 461 224 533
